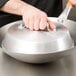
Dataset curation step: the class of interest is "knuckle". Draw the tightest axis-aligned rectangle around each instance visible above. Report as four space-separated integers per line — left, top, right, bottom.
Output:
42 12 47 17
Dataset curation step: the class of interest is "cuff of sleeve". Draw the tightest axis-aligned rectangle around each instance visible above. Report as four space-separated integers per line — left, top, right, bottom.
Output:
0 0 9 8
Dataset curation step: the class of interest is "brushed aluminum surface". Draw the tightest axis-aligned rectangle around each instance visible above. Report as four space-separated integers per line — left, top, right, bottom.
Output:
1 20 74 63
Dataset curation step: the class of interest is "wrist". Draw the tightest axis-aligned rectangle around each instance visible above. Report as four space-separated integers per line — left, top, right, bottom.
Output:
19 1 32 16
14 0 29 15
9 0 28 15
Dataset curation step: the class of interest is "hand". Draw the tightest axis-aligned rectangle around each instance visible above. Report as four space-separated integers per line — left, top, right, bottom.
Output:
20 4 56 30
69 0 76 6
1 0 56 31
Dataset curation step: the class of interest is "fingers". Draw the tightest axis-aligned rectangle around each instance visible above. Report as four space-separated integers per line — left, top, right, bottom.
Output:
23 17 56 31
33 13 47 30
39 16 47 30
23 17 29 28
23 13 47 30
29 17 34 30
21 3 56 31
47 19 56 30
22 5 55 31
34 16 40 30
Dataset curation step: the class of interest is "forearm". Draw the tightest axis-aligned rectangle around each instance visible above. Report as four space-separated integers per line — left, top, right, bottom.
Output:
0 0 56 30
0 0 28 16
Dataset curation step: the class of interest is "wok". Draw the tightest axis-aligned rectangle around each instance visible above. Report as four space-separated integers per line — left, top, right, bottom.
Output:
0 1 76 63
